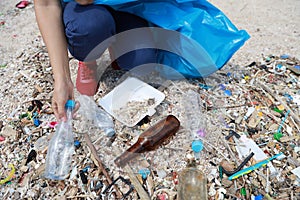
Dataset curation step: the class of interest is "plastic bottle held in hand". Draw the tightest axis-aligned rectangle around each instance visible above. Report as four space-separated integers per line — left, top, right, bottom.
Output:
44 100 75 180
77 95 115 137
178 167 208 200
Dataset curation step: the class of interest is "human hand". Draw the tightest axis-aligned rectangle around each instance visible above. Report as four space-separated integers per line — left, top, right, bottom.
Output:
75 0 94 5
52 80 79 122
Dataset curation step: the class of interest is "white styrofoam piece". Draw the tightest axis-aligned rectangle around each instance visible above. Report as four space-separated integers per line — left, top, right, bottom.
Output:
98 77 165 127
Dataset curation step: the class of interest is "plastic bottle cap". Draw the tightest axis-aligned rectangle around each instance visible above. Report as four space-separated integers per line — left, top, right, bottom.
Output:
191 140 203 153
33 118 41 127
138 168 150 179
74 140 81 148
65 100 75 109
105 128 115 137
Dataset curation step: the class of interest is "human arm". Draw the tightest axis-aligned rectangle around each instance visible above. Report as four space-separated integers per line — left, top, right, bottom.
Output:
34 0 73 121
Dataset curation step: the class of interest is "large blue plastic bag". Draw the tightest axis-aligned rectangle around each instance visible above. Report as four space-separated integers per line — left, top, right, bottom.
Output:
63 0 136 5
111 0 250 78
66 0 250 78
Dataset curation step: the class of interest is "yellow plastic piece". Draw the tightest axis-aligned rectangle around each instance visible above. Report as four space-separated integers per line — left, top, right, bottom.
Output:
244 75 250 81
0 164 15 185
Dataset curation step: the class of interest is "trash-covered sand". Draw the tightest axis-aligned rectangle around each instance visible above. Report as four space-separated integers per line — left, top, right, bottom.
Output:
0 0 299 199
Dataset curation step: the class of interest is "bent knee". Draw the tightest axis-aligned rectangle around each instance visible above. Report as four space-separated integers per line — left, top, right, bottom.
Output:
63 2 115 60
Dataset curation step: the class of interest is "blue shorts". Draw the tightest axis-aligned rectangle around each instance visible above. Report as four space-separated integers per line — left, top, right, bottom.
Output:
63 1 156 70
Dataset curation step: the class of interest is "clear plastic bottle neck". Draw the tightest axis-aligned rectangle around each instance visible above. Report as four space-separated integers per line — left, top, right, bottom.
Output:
66 108 73 121
65 99 75 122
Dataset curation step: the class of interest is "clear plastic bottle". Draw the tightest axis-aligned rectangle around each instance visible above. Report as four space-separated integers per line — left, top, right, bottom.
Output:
183 90 206 159
183 90 206 136
77 95 115 137
178 167 208 200
44 100 75 180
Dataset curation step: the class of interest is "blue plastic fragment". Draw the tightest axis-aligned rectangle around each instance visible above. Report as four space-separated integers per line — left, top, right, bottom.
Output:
138 168 150 179
199 83 212 90
280 54 289 59
219 84 226 90
32 112 39 118
255 194 263 200
82 166 91 173
284 93 293 102
294 65 300 70
224 90 232 96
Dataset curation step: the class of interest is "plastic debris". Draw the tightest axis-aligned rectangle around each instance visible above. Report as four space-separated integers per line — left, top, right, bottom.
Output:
34 136 48 151
33 118 41 127
79 170 88 184
25 149 37 165
220 152 254 176
291 167 300 179
0 50 299 199
0 164 15 185
234 135 278 176
48 121 58 128
255 194 264 200
273 132 283 141
228 153 283 180
102 176 134 198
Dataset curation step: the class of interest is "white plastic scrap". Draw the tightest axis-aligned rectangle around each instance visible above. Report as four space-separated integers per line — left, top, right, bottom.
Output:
291 167 300 179
217 188 227 200
244 107 255 120
234 135 278 176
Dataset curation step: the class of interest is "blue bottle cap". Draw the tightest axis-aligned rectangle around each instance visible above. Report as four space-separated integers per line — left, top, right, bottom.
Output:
138 168 150 179
33 118 41 127
65 100 75 109
74 140 81 148
192 140 203 153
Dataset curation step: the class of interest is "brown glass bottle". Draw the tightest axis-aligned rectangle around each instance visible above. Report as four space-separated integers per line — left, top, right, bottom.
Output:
115 115 180 167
